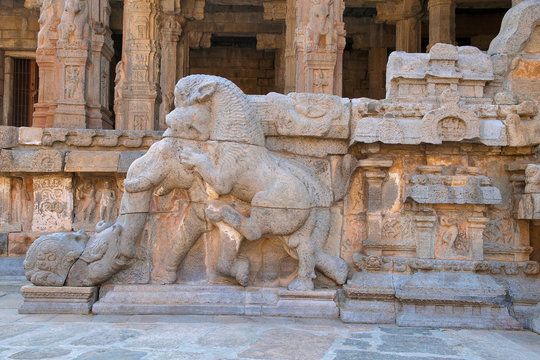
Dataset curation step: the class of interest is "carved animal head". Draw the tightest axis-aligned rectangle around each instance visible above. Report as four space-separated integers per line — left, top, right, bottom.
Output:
166 75 265 146
24 230 89 286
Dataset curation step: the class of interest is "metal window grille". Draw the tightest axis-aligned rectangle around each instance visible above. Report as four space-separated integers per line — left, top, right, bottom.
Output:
10 58 38 127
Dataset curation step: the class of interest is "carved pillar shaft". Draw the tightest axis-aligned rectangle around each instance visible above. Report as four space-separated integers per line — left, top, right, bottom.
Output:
294 0 345 95
468 215 488 261
368 23 387 100
396 17 421 52
117 0 161 130
0 176 9 224
33 0 63 128
365 171 385 243
86 0 114 129
284 0 296 93
414 215 438 258
159 15 183 130
428 0 455 49
359 159 393 244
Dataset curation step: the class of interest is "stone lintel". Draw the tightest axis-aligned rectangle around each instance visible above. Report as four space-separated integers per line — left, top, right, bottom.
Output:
0 149 64 173
65 150 121 172
357 159 393 169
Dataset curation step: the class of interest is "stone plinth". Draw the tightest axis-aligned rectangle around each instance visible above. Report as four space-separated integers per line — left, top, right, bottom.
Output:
93 284 339 318
19 285 97 314
340 272 397 324
395 272 521 329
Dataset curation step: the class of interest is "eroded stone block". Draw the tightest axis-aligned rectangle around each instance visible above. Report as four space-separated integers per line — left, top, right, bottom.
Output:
65 151 120 172
0 149 63 173
0 126 18 148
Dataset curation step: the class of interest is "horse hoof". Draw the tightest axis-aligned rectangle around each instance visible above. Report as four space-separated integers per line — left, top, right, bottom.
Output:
287 278 314 291
334 261 349 285
205 205 223 222
233 259 250 287
151 271 177 285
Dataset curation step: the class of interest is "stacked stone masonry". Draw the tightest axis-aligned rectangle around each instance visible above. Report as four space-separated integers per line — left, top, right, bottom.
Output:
0 0 538 332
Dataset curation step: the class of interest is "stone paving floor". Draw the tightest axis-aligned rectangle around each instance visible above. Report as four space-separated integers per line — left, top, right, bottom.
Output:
0 290 539 360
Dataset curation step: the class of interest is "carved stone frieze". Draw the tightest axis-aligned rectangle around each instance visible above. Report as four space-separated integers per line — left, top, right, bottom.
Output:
406 166 502 205
31 175 73 232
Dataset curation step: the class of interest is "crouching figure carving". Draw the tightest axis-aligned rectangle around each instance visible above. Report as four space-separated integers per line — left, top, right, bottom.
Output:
24 74 348 291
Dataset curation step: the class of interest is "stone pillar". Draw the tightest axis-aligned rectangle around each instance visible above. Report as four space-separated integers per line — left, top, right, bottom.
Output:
283 0 296 93
116 0 161 130
378 0 422 53
32 0 113 129
358 159 393 245
468 211 488 261
368 23 387 100
159 15 183 130
396 17 421 53
54 0 91 128
86 0 114 129
33 0 63 128
414 215 438 258
293 0 345 95
428 0 455 49
0 176 9 224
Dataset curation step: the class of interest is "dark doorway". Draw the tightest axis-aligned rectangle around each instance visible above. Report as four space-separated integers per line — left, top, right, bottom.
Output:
10 58 38 127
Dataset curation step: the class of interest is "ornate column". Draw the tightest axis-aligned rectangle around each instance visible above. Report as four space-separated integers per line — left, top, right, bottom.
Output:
368 23 387 100
86 0 114 128
428 0 455 49
414 215 438 258
116 0 161 130
467 210 488 261
283 0 296 93
33 0 63 128
54 0 91 128
377 0 422 53
358 159 393 248
294 0 346 95
158 14 183 130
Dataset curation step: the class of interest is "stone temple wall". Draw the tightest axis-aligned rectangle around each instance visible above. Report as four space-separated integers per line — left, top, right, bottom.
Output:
2 1 540 331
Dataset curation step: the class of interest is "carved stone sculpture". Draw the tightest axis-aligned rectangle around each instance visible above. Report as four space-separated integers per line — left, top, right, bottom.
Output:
58 0 89 45
176 75 348 290
24 75 349 291
37 0 57 50
98 180 116 223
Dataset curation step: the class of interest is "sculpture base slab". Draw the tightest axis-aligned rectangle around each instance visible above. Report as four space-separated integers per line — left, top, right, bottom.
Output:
92 284 339 318
18 285 97 315
341 272 523 329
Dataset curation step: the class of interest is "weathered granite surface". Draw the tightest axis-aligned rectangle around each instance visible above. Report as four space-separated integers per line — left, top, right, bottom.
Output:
2 1 540 330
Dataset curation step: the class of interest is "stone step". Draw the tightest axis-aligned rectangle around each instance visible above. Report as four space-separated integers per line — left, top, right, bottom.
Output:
92 284 339 318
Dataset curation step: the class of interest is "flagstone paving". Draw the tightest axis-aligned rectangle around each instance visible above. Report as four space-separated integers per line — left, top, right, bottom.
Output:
0 290 539 360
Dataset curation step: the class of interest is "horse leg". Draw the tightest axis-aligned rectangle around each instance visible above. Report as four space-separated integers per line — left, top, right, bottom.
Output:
314 251 349 285
153 206 206 284
215 223 250 286
206 203 263 241
308 208 349 285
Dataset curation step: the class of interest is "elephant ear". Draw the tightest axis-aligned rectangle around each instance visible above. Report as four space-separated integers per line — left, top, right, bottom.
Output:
193 82 217 103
